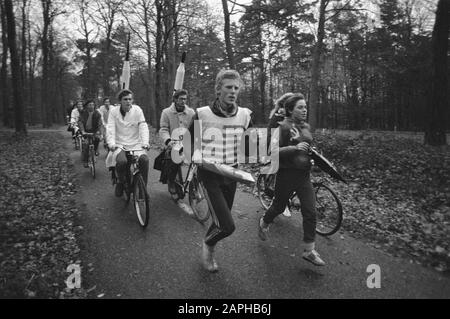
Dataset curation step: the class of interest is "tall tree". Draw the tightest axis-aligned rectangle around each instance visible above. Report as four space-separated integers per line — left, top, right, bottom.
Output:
4 0 26 134
424 0 449 146
309 0 327 131
0 1 10 127
41 0 52 127
93 0 126 96
123 0 156 124
221 0 235 68
76 0 98 98
20 0 28 107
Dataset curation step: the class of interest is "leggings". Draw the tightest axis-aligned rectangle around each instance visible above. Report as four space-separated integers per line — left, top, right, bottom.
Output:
198 168 237 246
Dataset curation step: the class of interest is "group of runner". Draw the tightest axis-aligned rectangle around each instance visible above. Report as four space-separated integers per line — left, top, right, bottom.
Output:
67 68 325 273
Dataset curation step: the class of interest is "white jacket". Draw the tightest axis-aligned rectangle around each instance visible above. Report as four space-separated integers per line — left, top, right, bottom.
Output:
105 104 149 168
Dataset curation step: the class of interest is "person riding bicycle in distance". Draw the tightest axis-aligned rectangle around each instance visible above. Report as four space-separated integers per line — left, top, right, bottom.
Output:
79 99 102 167
70 100 84 138
106 89 150 197
159 89 195 201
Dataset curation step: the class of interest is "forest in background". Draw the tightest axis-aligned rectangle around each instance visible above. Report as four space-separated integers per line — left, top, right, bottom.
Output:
0 0 448 143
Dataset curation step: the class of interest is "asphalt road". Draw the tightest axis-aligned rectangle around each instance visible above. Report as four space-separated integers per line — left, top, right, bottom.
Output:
64 132 450 299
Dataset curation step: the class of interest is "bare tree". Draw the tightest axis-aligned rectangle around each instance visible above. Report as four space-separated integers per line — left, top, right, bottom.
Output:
424 0 449 146
124 0 156 124
92 0 126 96
309 0 328 131
76 0 99 98
0 1 10 127
4 0 26 134
221 0 234 68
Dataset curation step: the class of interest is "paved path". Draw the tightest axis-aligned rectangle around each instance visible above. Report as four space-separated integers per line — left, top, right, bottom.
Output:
62 131 450 299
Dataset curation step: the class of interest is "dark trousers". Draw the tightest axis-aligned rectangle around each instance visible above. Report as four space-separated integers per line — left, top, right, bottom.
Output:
116 150 149 185
263 168 317 243
81 136 100 163
199 169 237 246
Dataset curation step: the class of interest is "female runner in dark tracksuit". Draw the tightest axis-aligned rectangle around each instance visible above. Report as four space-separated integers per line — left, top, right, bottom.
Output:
258 93 326 266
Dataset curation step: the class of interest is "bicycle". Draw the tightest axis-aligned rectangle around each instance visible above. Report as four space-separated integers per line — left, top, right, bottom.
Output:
256 163 343 237
111 148 150 228
167 140 210 223
82 133 96 179
72 125 82 151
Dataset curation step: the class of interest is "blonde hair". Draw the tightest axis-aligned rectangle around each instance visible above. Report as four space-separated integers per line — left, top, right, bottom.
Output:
215 69 243 95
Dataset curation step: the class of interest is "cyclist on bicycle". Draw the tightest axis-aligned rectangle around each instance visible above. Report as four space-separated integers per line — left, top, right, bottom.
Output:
258 93 326 266
159 89 195 201
98 97 114 147
79 99 102 167
69 100 83 138
187 69 253 273
106 89 150 197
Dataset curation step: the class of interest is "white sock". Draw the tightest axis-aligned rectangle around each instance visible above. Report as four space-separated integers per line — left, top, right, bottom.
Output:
304 242 315 252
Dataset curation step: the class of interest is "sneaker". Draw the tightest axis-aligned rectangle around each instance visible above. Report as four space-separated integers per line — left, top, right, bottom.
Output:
115 183 124 197
95 151 99 156
258 217 270 241
282 207 292 217
177 201 194 217
201 242 218 273
302 249 326 266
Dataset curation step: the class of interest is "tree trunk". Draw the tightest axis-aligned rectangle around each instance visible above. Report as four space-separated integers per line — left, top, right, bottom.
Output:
41 0 51 127
0 1 11 127
142 0 155 125
221 0 234 69
308 0 327 131
424 0 449 146
5 0 26 134
21 0 27 108
154 0 164 131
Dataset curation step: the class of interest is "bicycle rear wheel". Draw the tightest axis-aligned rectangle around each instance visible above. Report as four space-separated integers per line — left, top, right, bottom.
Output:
133 175 149 228
188 174 209 223
314 183 343 236
256 173 275 210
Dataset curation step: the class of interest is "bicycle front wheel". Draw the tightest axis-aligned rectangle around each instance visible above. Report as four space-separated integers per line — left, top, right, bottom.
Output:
133 175 149 228
314 183 343 236
89 150 96 179
188 174 209 223
256 173 275 210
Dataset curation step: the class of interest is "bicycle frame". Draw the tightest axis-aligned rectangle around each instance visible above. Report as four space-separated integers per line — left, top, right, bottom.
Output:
168 139 198 199
123 149 146 186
